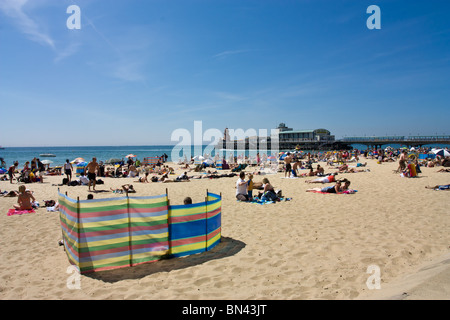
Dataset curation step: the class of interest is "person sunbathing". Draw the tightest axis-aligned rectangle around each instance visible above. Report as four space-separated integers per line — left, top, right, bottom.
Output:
110 184 136 194
437 168 450 173
13 185 35 210
306 180 342 193
425 184 450 191
301 168 316 177
305 173 337 183
339 179 351 191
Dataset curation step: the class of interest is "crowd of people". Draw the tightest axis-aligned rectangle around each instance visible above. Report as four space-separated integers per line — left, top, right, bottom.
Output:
2 146 449 210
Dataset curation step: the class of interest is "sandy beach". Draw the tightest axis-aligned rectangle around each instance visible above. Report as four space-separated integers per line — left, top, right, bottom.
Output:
0 158 449 300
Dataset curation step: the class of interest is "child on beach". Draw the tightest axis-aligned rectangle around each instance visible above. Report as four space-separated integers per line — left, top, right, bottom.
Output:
13 185 36 210
247 174 254 199
8 162 18 184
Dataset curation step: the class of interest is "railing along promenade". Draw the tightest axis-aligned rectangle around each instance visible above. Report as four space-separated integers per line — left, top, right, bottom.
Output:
340 135 450 147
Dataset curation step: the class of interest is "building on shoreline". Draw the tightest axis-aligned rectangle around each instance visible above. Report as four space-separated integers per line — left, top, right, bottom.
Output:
218 123 352 151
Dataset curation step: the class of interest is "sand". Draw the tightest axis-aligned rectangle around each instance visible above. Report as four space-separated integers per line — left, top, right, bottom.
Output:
0 158 449 300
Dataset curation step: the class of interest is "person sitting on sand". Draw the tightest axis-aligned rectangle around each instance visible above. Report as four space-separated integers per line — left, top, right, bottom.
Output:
236 171 249 201
305 173 337 184
13 185 36 210
260 178 278 202
184 197 193 205
314 164 325 176
306 180 342 194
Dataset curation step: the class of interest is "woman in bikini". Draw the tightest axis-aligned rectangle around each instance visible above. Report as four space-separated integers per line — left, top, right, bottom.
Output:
306 180 342 193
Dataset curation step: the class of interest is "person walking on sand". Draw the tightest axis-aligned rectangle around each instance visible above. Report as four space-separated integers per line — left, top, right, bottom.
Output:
85 157 100 191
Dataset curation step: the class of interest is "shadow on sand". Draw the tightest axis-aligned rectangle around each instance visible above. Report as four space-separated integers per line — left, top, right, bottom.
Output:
84 237 246 283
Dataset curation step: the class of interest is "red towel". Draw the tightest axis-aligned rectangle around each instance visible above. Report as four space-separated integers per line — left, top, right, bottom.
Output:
7 209 35 216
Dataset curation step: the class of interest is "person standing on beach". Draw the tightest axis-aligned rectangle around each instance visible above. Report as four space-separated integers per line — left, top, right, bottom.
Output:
8 162 18 184
85 157 100 191
64 159 73 184
37 158 45 183
284 153 292 178
398 150 407 171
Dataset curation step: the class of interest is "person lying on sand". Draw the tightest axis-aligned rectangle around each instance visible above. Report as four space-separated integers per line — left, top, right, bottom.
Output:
110 184 136 194
305 173 337 183
425 184 450 191
1 190 19 197
306 180 342 193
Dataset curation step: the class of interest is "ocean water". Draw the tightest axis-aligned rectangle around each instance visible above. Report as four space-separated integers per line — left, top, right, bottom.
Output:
1 143 448 169
0 145 260 168
0 145 177 168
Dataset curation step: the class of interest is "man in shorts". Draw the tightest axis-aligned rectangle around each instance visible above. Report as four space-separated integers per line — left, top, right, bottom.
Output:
284 152 292 178
85 157 100 191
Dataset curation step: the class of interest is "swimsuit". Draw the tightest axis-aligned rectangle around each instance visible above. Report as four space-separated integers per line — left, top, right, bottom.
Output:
321 185 337 193
88 172 96 181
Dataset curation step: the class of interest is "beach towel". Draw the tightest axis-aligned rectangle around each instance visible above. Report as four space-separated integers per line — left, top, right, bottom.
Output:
238 197 292 205
309 189 358 194
7 209 35 216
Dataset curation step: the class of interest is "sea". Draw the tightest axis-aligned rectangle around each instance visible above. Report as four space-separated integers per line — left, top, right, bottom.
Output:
0 143 448 169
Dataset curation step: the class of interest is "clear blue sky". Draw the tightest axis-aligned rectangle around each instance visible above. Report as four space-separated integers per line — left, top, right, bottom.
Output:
1 0 449 147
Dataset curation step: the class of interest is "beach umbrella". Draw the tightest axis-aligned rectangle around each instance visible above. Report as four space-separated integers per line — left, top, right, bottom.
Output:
203 158 214 165
71 157 85 164
41 160 53 165
432 149 450 157
193 155 205 161
279 154 287 160
125 154 137 158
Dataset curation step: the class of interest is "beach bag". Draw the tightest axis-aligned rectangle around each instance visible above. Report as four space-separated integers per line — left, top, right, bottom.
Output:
96 179 104 184
44 200 56 207
62 178 69 185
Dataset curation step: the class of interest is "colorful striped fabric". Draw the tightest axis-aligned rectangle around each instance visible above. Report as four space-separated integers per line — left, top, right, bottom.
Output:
206 192 221 251
168 192 222 258
59 191 221 273
143 157 159 165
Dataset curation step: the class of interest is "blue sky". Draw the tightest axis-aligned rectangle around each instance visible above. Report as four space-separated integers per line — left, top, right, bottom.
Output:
1 0 449 147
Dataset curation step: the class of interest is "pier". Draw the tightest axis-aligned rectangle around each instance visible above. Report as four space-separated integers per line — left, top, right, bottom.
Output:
340 135 450 149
